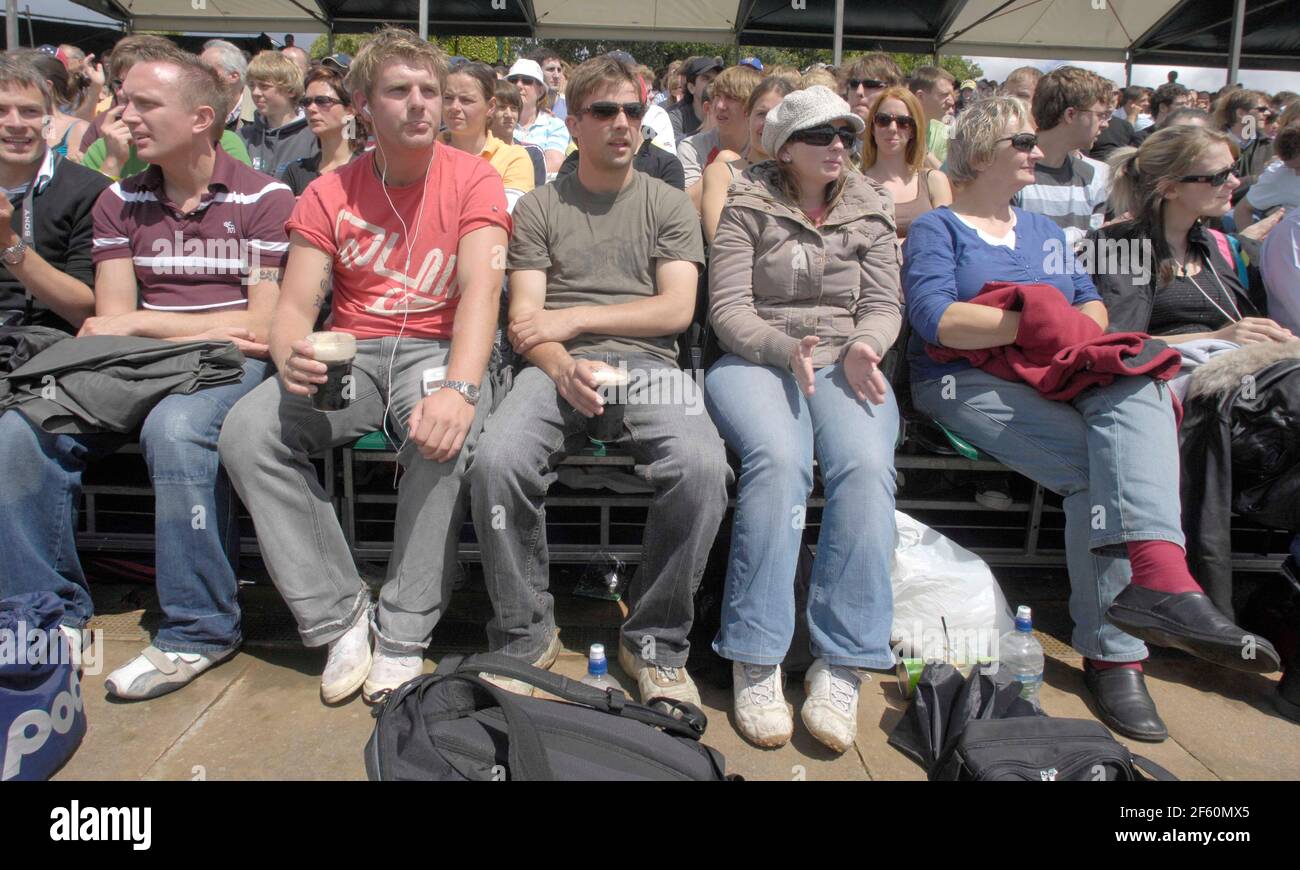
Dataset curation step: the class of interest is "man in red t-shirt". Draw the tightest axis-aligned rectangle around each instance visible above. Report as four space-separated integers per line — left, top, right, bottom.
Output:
220 29 510 704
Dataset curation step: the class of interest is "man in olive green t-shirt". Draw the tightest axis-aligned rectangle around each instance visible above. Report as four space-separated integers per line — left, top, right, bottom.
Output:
469 56 730 709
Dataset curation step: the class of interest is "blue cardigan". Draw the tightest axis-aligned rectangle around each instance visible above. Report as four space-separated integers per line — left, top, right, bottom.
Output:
901 206 1102 381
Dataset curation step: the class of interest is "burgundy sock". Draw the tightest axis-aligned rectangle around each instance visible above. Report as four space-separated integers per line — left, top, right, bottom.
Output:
1126 540 1202 595
1087 658 1143 673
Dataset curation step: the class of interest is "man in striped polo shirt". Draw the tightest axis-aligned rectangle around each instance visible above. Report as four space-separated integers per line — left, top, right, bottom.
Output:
1013 67 1113 247
0 48 294 701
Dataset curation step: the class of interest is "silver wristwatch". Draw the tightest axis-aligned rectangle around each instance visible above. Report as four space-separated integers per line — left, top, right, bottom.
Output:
1 238 27 266
440 380 480 406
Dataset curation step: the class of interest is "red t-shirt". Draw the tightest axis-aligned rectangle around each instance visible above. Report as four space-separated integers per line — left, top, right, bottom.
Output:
286 144 510 340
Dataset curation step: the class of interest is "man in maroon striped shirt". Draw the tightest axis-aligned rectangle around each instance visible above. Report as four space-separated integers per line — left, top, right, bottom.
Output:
0 48 294 702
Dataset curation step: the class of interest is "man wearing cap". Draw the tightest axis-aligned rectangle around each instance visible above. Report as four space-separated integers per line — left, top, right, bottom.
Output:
667 55 722 140
508 58 569 175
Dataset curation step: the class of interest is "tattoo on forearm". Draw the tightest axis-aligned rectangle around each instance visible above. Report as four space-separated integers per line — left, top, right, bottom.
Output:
255 268 281 283
312 293 324 309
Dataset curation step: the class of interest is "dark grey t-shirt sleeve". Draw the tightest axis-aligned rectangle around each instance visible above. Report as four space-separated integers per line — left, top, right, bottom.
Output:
506 188 552 272
651 184 705 268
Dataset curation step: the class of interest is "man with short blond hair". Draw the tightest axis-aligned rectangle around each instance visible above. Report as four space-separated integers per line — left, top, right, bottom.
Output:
0 50 294 701
220 28 510 705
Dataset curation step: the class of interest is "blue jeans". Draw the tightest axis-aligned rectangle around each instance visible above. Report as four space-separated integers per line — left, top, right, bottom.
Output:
0 359 267 653
704 355 899 669
912 368 1184 661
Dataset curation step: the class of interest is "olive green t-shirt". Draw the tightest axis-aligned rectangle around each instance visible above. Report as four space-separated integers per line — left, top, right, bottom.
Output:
507 169 704 365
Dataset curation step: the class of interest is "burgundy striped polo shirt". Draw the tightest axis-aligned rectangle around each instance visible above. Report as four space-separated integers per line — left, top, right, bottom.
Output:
91 147 294 311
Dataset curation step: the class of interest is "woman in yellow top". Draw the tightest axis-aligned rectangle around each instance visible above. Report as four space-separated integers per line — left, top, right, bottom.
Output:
444 60 535 212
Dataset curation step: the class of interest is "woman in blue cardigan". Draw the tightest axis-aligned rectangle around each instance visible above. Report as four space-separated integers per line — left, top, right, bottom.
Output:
901 97 1277 743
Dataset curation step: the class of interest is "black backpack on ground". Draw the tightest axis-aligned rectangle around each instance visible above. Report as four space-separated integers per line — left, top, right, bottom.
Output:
365 652 733 781
936 717 1178 781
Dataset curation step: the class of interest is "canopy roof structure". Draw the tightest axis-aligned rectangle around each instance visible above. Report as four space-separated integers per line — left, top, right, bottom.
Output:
69 0 1299 73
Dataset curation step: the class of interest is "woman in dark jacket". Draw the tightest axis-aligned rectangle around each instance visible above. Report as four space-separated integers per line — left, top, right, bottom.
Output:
1088 123 1300 721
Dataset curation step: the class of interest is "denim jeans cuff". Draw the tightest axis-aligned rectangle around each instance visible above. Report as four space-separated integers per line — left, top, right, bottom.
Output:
1073 646 1149 664
299 588 371 648
1089 530 1186 552
712 642 788 667
152 635 242 656
816 652 897 670
372 624 427 657
620 637 689 669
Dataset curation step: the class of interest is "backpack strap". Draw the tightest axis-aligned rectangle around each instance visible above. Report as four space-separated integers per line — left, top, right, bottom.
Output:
452 651 708 739
1132 753 1179 781
429 672 556 781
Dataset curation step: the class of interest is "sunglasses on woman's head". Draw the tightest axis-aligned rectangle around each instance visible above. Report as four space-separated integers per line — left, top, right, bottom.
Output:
846 78 886 91
299 96 345 109
1177 167 1238 186
788 125 857 148
873 112 915 132
578 101 646 121
997 133 1038 152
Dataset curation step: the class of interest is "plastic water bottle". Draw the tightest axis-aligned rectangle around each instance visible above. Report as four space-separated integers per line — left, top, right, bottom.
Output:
999 605 1045 709
579 644 619 692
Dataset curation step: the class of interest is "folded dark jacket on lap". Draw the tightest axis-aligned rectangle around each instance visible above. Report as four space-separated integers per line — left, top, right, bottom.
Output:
926 281 1182 401
0 335 245 434
0 325 70 374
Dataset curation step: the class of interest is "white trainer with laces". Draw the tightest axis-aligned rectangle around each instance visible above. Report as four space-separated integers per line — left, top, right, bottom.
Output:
363 652 424 703
801 659 864 753
732 661 793 748
320 608 372 704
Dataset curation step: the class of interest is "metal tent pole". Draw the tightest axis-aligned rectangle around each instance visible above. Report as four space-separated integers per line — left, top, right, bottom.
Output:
5 0 17 50
833 0 844 66
419 0 429 40
1227 0 1245 86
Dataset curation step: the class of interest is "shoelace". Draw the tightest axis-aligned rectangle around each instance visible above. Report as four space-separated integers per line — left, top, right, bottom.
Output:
827 667 859 714
742 665 778 705
654 665 680 684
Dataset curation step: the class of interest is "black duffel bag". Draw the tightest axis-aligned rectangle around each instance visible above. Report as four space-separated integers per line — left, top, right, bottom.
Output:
365 651 733 781
935 717 1178 781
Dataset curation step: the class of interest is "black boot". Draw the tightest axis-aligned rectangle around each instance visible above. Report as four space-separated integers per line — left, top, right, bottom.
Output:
1083 661 1168 743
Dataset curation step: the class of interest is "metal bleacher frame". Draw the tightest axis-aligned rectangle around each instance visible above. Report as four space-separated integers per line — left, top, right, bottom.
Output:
76 433 1289 574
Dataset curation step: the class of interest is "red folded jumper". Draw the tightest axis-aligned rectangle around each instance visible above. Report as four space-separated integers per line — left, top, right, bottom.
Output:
926 282 1183 401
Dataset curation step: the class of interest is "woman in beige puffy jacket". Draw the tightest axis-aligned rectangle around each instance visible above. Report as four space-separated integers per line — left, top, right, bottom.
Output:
704 87 903 754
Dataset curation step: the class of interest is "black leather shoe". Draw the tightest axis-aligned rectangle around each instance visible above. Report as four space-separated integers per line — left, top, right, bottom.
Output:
1106 585 1282 674
1277 667 1300 723
1083 662 1168 742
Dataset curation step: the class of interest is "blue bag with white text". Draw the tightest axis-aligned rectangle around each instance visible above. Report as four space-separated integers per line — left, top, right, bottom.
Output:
1 592 86 781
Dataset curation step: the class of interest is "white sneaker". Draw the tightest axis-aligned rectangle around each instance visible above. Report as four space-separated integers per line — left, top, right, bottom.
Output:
363 652 424 704
801 659 864 753
480 629 561 698
732 662 793 748
105 645 236 701
320 609 372 704
617 643 701 707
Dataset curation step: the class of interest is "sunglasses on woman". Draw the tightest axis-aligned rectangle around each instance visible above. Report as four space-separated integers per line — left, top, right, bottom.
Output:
788 125 857 148
577 101 646 121
299 95 345 109
1177 167 1239 186
873 112 916 132
997 132 1038 152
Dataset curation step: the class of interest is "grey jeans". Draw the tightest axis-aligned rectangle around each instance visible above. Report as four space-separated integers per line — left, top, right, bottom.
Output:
469 356 732 667
219 336 490 656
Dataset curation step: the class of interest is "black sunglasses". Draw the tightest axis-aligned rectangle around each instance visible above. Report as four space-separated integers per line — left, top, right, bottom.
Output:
299 95 346 109
873 112 916 132
578 101 646 121
997 133 1039 152
846 78 886 91
789 125 857 148
1177 167 1239 186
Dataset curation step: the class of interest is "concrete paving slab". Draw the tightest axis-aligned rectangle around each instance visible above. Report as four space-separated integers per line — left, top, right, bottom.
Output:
54 639 251 781
858 673 929 781
1142 656 1300 781
140 646 414 781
